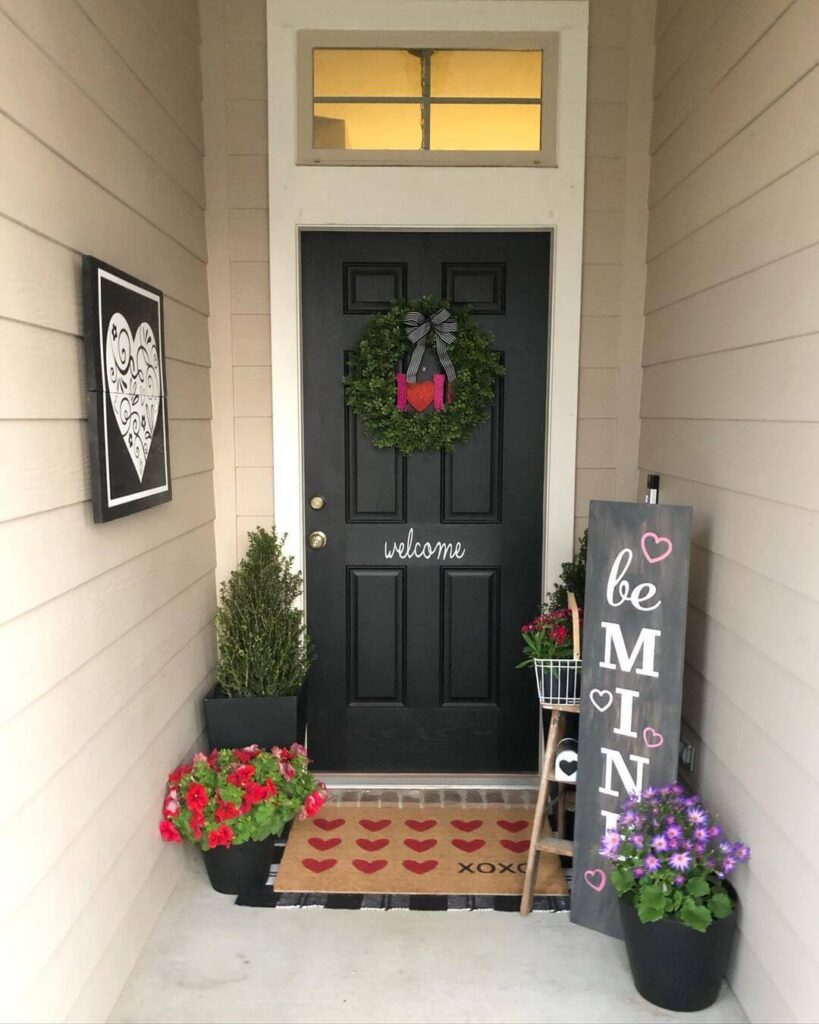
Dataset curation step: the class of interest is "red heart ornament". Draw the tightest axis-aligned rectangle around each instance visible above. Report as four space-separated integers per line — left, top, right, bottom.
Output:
302 857 337 873
353 858 388 874
313 818 345 831
406 819 437 832
498 819 529 834
308 836 341 851
357 837 389 852
406 380 435 412
404 838 437 852
403 859 438 875
500 839 530 854
452 819 482 833
359 818 391 832
452 838 485 853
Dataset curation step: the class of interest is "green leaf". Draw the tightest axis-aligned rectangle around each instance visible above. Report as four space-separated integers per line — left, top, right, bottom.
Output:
636 892 665 924
640 883 666 909
680 897 713 933
611 864 635 896
686 875 710 899
708 891 734 919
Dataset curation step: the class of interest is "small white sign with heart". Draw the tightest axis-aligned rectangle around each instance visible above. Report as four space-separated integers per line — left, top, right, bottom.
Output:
105 312 161 481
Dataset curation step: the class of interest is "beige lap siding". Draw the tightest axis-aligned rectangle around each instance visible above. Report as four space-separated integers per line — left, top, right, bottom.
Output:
639 2 819 1021
0 1 216 1021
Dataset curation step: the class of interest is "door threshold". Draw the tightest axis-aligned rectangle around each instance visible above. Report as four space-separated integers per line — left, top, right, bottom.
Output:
319 772 538 790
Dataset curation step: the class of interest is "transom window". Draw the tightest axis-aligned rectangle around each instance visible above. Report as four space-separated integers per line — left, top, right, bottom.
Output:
297 32 558 167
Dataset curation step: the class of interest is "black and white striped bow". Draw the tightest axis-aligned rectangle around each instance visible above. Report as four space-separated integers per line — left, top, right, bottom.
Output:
403 308 457 384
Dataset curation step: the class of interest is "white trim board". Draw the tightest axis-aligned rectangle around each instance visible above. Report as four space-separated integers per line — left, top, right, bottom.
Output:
267 0 588 598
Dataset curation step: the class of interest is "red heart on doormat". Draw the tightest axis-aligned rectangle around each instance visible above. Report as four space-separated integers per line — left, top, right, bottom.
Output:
500 839 530 854
403 859 438 874
308 836 341 851
498 820 529 833
357 837 389 852
452 819 482 832
406 819 437 832
452 838 485 853
313 818 345 831
359 818 391 832
406 380 435 412
353 858 388 874
404 838 437 852
302 857 337 873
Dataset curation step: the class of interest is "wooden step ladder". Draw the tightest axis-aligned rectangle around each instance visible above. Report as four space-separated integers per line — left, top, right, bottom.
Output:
520 592 580 916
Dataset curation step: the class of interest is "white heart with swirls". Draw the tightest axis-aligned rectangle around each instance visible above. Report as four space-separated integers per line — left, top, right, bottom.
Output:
105 312 161 481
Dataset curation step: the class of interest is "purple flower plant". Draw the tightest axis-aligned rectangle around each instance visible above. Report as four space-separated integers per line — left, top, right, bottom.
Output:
601 784 750 933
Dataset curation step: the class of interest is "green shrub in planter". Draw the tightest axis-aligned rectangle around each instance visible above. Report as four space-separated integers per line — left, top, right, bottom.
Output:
205 529 313 749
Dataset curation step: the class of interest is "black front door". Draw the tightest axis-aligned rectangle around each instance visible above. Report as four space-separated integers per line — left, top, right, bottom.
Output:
302 231 550 772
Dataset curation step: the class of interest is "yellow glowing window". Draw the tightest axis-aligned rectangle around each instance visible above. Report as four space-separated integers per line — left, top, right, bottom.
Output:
311 48 545 153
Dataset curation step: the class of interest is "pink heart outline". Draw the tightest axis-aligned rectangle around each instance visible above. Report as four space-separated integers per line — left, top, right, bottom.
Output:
584 869 607 892
641 532 673 564
589 688 614 713
643 726 664 749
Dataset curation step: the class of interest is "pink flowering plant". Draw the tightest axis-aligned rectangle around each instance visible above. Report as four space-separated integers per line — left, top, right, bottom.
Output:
159 743 327 850
601 784 750 932
517 607 583 668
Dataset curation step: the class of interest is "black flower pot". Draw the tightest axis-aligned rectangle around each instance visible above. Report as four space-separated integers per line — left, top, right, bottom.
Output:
618 886 738 1012
203 685 307 750
202 836 275 894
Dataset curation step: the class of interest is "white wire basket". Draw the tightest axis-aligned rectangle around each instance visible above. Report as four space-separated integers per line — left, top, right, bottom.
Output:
533 657 582 708
532 591 582 708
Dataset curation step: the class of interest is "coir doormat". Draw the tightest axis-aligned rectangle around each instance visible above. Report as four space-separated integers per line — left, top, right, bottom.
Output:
269 805 567 898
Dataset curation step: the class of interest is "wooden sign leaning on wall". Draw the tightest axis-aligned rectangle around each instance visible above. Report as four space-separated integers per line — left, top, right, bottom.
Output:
571 500 692 938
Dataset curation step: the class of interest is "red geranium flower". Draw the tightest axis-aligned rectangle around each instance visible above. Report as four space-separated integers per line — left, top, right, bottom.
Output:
234 745 260 763
215 801 240 822
189 806 205 840
168 763 191 784
243 782 269 806
227 764 256 787
208 825 234 849
159 820 182 843
186 782 208 811
303 788 327 818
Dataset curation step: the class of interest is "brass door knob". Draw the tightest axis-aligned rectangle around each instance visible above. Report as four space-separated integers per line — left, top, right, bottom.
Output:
308 530 327 550
309 495 326 510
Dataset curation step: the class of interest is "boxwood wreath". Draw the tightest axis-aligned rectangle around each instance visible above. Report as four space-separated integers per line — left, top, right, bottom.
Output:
344 297 504 455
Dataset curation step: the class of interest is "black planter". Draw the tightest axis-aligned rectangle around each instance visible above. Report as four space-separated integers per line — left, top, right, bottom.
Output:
203 685 307 750
202 836 275 894
618 886 738 1012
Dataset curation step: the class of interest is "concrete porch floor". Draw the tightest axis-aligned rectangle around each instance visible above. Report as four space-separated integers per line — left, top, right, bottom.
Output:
110 851 747 1024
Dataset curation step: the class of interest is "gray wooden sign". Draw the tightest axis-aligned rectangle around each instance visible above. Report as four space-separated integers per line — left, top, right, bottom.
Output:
571 500 692 938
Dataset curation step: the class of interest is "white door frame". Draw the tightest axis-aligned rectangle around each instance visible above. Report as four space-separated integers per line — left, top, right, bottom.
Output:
267 0 588 601
268 1 588 785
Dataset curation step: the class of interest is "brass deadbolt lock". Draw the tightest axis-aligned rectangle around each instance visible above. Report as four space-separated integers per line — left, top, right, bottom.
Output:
309 495 326 510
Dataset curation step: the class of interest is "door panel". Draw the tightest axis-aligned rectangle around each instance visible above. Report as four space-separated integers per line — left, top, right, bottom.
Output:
347 568 406 705
302 231 549 772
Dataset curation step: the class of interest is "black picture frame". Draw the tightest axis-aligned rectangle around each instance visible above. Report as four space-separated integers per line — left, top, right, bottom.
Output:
82 256 172 522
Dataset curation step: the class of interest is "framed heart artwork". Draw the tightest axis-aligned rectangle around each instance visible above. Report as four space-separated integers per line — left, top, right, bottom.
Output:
82 256 172 522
